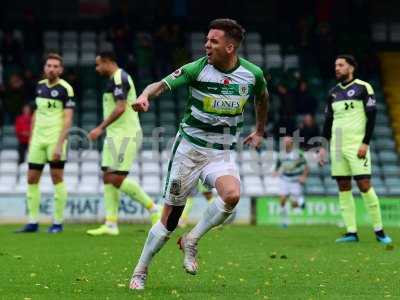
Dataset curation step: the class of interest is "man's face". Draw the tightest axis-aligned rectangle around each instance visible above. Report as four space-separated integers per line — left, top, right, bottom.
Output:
44 59 63 81
205 29 235 65
283 136 294 151
95 56 109 76
335 58 353 81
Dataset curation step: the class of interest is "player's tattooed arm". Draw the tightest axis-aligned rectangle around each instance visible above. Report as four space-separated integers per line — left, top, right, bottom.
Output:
132 81 169 112
254 89 269 136
243 89 269 148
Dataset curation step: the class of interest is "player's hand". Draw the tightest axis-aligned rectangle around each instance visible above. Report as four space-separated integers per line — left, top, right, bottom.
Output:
357 143 368 159
299 175 307 184
88 127 103 141
318 147 326 166
52 145 62 162
243 132 263 149
132 95 150 112
272 171 279 177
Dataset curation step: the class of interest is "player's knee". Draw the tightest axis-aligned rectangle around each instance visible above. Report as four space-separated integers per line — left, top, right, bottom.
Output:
27 175 40 185
357 180 371 193
222 189 240 208
51 173 63 184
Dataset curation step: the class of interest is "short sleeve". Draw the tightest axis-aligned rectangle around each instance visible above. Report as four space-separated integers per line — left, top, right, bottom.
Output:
63 84 76 109
162 57 207 90
254 69 267 99
362 83 376 112
112 70 130 100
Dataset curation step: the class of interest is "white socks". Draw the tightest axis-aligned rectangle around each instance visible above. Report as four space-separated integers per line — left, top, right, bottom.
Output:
188 196 233 242
135 221 171 272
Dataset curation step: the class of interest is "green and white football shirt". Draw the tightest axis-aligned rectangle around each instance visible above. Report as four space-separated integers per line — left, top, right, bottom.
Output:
163 56 266 150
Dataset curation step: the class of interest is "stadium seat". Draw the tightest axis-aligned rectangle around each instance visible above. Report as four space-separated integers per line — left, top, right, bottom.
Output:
243 175 264 195
140 150 160 161
0 161 18 175
141 161 160 175
372 22 387 42
263 176 280 195
142 175 161 194
63 52 78 67
64 175 78 190
306 185 325 195
283 55 300 70
80 31 96 42
2 136 18 149
78 176 100 193
0 175 17 193
241 149 260 162
64 162 79 175
62 31 78 42
241 161 262 175
0 149 18 161
80 53 96 66
264 43 281 54
81 162 100 175
378 151 398 163
389 23 400 42
81 150 100 162
44 31 59 41
265 54 283 68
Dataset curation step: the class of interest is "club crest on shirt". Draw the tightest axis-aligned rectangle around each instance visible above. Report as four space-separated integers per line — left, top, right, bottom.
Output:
171 68 183 79
238 84 249 96
51 90 59 97
347 89 355 97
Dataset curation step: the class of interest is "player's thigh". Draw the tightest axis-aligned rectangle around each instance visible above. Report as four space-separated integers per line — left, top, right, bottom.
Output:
163 136 202 206
347 146 371 177
28 139 47 166
101 135 140 172
289 181 303 202
46 140 68 162
330 146 352 177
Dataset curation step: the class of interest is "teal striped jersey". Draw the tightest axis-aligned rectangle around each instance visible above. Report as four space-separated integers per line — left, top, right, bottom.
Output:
163 56 266 149
275 149 307 179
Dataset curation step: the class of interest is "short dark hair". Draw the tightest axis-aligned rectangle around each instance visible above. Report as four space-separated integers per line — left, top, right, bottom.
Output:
208 18 245 46
97 51 117 62
46 53 63 66
336 54 358 70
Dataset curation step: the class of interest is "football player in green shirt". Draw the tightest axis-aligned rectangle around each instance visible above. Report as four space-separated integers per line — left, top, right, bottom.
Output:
320 55 392 244
86 52 161 236
17 53 75 233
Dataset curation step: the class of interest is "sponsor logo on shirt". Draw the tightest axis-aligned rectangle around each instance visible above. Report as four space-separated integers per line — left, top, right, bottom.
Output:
114 87 123 96
66 99 75 108
366 96 376 107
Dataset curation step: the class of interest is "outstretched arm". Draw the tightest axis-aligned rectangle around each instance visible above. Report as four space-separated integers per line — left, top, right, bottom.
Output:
132 81 169 112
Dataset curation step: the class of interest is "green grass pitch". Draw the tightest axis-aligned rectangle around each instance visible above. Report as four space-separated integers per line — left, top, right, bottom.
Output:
0 224 398 300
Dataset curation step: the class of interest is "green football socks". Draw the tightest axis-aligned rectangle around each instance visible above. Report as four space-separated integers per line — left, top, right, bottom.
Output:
27 184 41 223
361 187 383 231
338 191 357 233
104 184 121 223
120 178 154 210
54 182 68 224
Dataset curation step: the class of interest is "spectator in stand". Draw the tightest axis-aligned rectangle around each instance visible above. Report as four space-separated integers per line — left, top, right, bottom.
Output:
295 80 318 116
298 114 320 151
277 83 296 120
3 73 27 124
15 104 32 164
